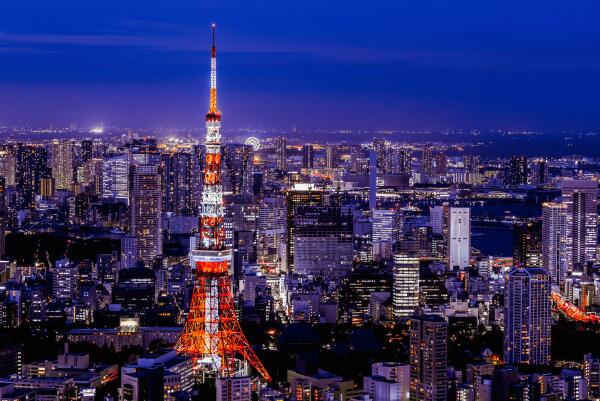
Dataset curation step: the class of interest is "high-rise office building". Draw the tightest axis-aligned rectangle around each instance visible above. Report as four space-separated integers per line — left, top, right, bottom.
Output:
121 235 138 269
372 209 402 244
50 139 74 190
51 258 78 300
222 144 253 195
530 158 549 186
369 150 377 210
15 144 49 209
398 147 412 175
302 144 314 169
275 137 287 171
447 207 470 270
393 253 420 319
0 177 6 259
373 138 393 174
504 267 551 366
513 220 543 268
409 312 447 401
257 197 287 270
102 155 130 202
0 146 16 186
542 202 568 286
294 206 353 279
162 152 194 215
506 156 528 186
433 152 447 176
326 144 338 169
78 139 95 185
429 206 445 236
129 164 163 265
561 179 598 270
421 146 434 178
286 189 325 269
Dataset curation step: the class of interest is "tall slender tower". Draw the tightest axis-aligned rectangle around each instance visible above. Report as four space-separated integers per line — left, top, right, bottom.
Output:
177 25 271 382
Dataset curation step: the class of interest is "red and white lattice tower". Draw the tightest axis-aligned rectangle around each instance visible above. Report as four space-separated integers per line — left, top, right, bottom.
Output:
176 24 271 382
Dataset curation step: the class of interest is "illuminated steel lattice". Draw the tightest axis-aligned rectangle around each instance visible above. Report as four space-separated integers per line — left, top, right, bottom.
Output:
176 25 271 382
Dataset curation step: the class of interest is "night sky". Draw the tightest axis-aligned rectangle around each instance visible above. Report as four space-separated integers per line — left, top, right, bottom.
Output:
2 1 600 131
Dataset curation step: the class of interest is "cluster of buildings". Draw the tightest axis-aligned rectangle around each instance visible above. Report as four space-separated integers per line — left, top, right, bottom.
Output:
0 130 599 400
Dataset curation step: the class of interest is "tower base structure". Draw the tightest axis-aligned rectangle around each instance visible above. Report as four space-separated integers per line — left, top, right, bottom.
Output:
177 249 271 382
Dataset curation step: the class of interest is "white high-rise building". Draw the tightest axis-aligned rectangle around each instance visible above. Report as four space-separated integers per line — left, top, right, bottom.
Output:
373 209 401 244
363 362 411 401
393 253 419 319
447 207 470 270
102 155 130 202
542 202 568 286
504 267 551 366
51 257 78 300
561 179 598 270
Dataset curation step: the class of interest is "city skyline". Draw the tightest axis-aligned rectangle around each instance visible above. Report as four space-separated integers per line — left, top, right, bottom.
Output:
4 4 600 401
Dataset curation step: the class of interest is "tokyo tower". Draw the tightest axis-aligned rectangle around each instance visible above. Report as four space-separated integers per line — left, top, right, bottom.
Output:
176 25 271 382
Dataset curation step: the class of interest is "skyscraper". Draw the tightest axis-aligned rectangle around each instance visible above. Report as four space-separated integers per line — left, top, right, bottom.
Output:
102 155 130 202
294 206 353 279
369 150 377 210
373 138 392 174
542 202 568 286
447 207 470 270
372 209 402 244
275 137 287 171
421 146 434 178
257 197 287 270
50 139 74 190
398 147 412 175
409 311 447 401
561 179 598 270
286 189 325 269
325 144 338 169
530 158 549 186
393 253 420 319
506 156 528 186
513 220 543 268
302 144 314 169
433 152 447 177
162 152 194 215
0 146 16 186
222 144 253 195
129 164 163 265
504 267 551 366
15 144 49 209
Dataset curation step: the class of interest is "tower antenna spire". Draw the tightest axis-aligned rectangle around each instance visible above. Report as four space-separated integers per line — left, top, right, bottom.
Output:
208 24 218 117
212 23 215 47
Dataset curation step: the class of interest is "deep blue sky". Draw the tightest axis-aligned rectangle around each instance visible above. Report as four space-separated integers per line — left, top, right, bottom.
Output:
1 1 600 130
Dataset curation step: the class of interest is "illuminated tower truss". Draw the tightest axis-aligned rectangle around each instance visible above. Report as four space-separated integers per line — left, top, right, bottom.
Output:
176 25 271 382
